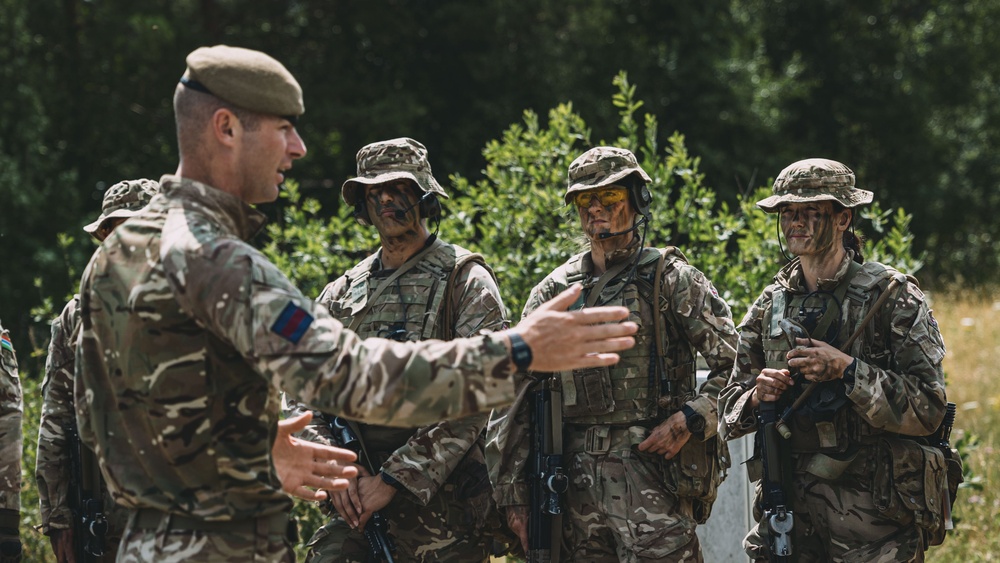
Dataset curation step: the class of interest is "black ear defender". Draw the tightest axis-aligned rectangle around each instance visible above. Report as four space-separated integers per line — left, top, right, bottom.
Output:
628 177 653 220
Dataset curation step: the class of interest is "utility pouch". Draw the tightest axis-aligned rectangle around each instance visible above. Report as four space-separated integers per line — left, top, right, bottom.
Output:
788 407 852 454
560 366 614 417
873 438 947 543
662 435 729 524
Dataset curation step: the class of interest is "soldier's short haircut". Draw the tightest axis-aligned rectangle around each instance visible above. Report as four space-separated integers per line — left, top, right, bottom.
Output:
174 83 262 154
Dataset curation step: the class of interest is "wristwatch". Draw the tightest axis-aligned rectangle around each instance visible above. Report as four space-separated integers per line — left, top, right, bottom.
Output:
681 404 706 436
508 332 533 371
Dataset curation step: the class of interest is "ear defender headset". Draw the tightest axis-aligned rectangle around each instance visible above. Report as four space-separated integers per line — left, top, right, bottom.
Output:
353 186 442 227
627 175 653 221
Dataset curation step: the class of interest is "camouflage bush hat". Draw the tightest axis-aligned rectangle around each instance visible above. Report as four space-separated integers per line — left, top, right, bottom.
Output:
84 178 160 235
341 137 448 206
181 45 304 118
565 146 652 204
757 158 874 213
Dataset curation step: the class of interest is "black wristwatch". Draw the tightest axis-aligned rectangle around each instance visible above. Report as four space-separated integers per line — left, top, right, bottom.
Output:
508 332 533 371
681 404 706 436
380 471 407 492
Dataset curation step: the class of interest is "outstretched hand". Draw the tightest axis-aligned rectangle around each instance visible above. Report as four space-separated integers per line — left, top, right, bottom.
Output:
511 284 637 372
273 412 359 501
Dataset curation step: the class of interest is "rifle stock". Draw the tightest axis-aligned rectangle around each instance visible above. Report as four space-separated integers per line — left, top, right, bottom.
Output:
327 417 397 563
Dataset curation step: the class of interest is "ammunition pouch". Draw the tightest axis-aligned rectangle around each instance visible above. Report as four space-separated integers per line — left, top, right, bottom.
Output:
787 406 854 455
661 435 730 524
560 367 614 418
872 437 950 545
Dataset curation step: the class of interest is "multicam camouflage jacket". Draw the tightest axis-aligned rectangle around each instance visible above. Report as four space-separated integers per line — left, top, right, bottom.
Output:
286 237 507 505
36 296 127 535
74 175 516 521
487 246 738 507
0 318 22 514
719 253 947 447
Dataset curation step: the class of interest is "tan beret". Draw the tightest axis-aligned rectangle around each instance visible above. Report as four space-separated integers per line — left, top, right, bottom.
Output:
182 45 304 117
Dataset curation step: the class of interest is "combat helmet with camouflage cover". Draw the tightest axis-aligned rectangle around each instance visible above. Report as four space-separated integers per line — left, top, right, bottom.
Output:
757 158 874 213
566 146 653 219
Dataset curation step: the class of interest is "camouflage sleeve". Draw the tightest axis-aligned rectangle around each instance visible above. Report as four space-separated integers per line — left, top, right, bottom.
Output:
486 278 555 508
383 261 507 504
719 291 770 441
164 240 516 428
35 299 79 532
664 264 738 439
0 319 23 513
844 281 947 436
280 277 352 447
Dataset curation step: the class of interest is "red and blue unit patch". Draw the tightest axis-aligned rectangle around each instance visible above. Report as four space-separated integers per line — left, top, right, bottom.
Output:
270 302 314 344
0 333 13 352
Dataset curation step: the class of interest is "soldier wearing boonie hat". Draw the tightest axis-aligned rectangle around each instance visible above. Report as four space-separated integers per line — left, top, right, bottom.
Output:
719 157 954 561
342 137 448 207
755 158 873 213
82 178 160 238
36 178 158 562
75 46 638 563
289 136 509 561
487 146 737 562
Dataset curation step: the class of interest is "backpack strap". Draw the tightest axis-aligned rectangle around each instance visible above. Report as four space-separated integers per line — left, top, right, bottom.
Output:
438 252 498 339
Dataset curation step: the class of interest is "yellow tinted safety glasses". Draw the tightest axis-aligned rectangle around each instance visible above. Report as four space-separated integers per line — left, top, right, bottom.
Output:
573 187 628 208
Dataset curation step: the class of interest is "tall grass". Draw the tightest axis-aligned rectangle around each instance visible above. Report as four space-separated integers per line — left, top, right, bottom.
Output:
928 289 1000 561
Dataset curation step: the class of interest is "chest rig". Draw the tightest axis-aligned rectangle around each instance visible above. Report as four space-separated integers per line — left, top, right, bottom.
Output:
558 247 696 425
762 260 902 454
330 241 493 451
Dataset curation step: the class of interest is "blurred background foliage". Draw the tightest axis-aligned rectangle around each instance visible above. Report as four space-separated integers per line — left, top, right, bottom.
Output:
3 0 1000 361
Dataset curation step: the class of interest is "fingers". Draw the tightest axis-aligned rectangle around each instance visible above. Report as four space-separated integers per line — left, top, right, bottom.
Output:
301 441 358 464
349 477 363 514
756 369 794 402
534 284 583 312
569 305 632 325
288 485 329 502
278 411 313 435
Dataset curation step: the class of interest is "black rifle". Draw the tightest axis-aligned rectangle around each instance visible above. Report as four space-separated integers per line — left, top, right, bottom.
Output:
758 399 793 562
65 421 108 563
527 376 568 563
327 417 396 563
932 402 958 530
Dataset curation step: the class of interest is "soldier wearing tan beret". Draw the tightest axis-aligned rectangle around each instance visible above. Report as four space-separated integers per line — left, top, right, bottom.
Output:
74 45 638 562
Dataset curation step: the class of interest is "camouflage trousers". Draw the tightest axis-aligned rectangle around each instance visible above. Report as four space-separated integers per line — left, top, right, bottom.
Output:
745 471 925 562
117 509 294 562
560 425 702 563
304 490 492 562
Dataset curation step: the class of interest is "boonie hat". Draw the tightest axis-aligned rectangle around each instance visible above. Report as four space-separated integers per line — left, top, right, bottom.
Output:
757 158 874 213
565 146 652 204
342 137 448 206
181 45 304 118
84 178 160 235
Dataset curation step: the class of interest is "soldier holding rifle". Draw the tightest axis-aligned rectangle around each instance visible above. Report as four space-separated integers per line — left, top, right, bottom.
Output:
719 158 960 561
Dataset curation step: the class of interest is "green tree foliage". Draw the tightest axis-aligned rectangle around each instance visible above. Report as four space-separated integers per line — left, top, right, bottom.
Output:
10 0 996 359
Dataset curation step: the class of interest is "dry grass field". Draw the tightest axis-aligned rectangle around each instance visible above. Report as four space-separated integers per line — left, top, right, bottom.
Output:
926 288 1000 561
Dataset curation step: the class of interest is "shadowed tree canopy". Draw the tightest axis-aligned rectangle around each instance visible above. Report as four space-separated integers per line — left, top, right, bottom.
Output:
1 0 998 359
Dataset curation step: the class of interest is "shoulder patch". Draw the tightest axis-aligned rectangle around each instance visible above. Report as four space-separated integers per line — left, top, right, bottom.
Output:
1 332 12 352
270 302 314 344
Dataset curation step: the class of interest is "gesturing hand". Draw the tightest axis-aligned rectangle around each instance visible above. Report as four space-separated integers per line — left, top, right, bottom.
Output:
273 412 359 501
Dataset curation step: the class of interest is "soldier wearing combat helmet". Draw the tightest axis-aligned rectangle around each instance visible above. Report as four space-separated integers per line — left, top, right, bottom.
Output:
287 137 508 562
488 146 737 562
36 178 158 562
719 158 958 561
74 45 637 561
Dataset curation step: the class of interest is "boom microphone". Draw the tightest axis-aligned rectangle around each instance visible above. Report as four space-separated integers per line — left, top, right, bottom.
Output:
597 216 648 239
393 191 432 220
